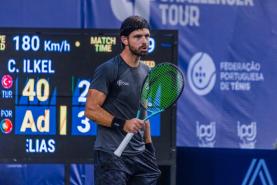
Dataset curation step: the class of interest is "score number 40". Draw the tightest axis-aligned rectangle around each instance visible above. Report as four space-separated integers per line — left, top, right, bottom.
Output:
22 79 49 101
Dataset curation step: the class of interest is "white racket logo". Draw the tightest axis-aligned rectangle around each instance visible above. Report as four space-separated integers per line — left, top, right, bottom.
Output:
147 102 152 107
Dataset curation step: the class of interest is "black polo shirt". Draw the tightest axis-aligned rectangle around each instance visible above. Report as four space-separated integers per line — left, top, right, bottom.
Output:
90 55 149 155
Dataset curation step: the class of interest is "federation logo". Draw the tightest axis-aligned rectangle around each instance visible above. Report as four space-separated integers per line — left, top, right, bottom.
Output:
1 74 13 89
0 118 13 134
110 0 150 22
187 52 216 95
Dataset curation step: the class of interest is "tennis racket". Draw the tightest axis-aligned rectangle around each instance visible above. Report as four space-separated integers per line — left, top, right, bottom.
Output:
114 62 185 157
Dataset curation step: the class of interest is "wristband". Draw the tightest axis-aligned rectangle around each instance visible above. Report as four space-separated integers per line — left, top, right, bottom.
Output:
111 117 126 129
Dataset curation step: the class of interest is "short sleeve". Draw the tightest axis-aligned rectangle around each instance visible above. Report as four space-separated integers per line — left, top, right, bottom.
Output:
89 61 115 95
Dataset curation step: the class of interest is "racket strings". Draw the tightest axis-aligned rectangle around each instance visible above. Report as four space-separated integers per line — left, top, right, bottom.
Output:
141 64 184 112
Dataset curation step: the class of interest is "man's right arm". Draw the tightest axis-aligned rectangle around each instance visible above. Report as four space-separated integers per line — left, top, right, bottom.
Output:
85 89 144 132
85 89 113 127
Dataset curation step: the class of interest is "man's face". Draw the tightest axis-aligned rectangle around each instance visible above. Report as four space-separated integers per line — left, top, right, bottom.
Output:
125 28 150 56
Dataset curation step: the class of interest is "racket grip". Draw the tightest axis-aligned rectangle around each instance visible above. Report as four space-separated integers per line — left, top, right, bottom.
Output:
114 133 134 157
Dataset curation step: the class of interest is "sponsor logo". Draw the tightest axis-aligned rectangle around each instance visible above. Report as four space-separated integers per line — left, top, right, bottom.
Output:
117 80 130 87
188 52 216 95
196 121 216 147
242 159 274 185
237 121 256 149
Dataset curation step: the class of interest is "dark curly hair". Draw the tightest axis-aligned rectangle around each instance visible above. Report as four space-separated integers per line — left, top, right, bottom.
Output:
120 16 150 37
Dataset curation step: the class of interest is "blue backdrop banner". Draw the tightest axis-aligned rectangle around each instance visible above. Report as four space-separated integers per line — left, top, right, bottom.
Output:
87 0 277 150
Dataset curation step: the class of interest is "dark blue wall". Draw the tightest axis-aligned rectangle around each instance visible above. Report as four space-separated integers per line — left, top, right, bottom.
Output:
177 147 277 185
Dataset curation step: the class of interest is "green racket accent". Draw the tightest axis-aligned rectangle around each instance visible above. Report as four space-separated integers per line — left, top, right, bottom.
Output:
114 62 184 157
141 63 184 113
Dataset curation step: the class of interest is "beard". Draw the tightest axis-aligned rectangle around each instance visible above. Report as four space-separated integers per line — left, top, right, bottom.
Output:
129 45 148 57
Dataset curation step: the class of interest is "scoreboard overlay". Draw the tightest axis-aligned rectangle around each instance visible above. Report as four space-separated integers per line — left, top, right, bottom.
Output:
0 29 177 163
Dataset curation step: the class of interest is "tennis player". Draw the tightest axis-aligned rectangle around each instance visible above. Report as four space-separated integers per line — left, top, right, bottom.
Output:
85 15 161 185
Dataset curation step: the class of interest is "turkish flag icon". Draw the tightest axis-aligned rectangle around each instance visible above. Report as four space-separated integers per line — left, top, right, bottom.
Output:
1 74 13 89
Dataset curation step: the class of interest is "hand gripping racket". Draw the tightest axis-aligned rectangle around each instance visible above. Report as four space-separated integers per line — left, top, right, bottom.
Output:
114 63 185 157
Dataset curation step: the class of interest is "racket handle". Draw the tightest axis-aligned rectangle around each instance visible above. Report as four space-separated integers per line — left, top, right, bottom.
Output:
114 133 134 157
